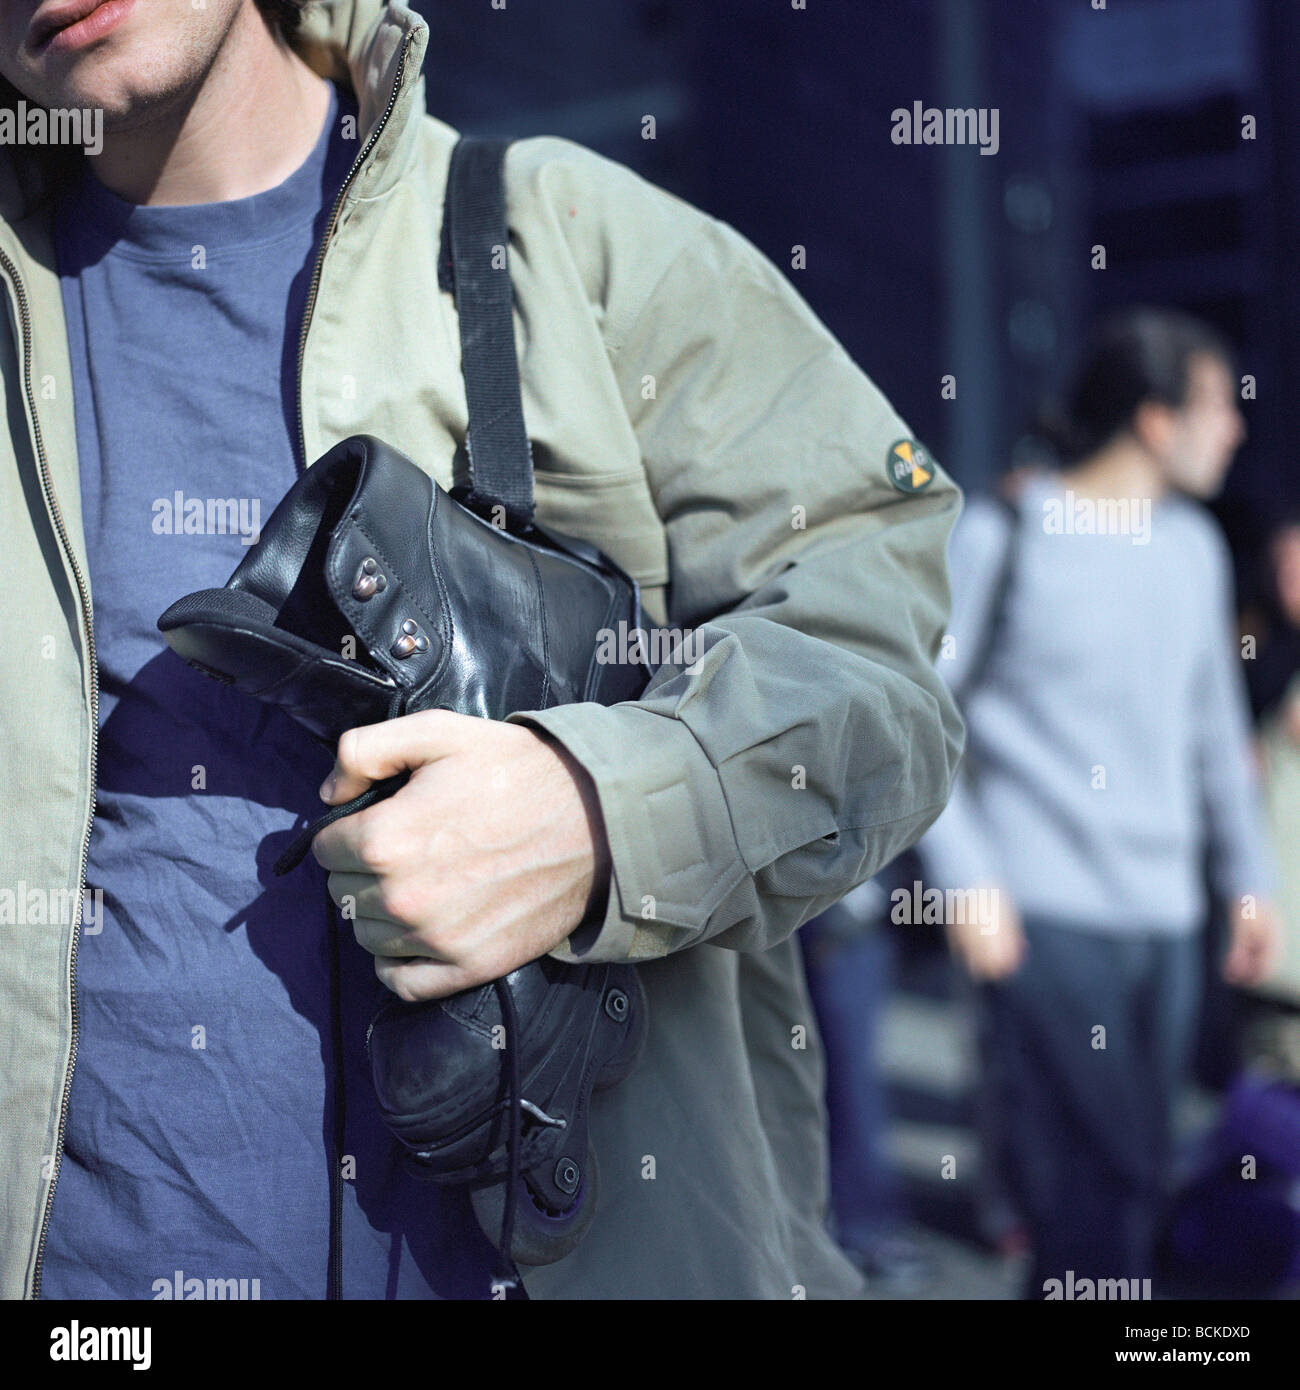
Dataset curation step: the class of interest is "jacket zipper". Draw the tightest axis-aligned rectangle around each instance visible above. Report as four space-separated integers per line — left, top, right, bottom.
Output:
1 246 100 1302
15 21 413 1302
295 29 415 472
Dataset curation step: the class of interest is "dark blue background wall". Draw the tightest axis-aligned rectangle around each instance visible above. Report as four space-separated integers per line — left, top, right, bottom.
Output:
413 0 1298 560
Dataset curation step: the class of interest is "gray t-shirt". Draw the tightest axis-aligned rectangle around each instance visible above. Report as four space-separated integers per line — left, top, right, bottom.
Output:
921 473 1275 934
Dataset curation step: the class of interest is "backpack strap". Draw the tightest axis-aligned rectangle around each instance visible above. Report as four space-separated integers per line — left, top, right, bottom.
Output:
872 491 1021 907
953 490 1021 703
437 135 535 531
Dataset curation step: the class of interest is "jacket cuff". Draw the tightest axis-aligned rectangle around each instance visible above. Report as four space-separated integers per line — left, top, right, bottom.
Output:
504 702 749 961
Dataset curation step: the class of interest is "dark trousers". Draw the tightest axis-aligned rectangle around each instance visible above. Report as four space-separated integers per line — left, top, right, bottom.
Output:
982 916 1201 1299
800 914 901 1251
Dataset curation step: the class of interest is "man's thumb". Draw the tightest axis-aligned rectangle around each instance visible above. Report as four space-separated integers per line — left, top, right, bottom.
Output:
322 709 467 803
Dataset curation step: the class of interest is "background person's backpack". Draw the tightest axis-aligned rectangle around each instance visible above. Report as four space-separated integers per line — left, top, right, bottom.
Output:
1162 1073 1300 1296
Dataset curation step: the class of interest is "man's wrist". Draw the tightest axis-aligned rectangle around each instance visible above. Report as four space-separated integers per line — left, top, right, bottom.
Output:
536 727 612 930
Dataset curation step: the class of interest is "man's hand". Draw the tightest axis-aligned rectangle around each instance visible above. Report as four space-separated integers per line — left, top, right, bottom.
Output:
946 884 1027 982
312 710 610 1001
1222 898 1281 989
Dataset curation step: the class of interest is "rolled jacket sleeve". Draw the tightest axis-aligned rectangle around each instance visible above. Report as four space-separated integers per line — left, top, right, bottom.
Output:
508 200 965 962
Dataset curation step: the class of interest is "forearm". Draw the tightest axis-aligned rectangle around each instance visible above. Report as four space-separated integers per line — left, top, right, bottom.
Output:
510 490 964 962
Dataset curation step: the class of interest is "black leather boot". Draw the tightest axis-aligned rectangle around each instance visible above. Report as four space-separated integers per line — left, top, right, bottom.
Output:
158 434 651 1276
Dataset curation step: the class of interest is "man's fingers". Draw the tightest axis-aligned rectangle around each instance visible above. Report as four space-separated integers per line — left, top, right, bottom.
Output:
1223 937 1263 987
1242 932 1276 985
324 870 403 919
374 954 478 1002
1223 920 1279 988
352 916 444 962
321 708 469 804
1223 946 1250 986
312 802 399 872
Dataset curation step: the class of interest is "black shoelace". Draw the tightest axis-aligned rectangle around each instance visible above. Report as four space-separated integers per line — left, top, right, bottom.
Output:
272 686 410 877
493 976 523 1293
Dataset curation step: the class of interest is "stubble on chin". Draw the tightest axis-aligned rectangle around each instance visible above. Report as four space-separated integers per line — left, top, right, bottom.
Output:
9 6 235 134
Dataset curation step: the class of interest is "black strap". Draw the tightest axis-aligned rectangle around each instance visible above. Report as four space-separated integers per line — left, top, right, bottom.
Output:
954 491 1020 702
437 136 535 531
873 491 1020 903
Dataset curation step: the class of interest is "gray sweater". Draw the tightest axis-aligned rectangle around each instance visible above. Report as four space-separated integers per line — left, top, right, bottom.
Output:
920 474 1276 935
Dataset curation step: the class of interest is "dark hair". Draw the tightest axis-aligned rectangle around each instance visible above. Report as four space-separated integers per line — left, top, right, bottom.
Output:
254 0 309 40
1033 306 1235 463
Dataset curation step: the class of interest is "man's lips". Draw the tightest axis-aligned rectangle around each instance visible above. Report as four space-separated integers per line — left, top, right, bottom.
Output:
31 0 133 52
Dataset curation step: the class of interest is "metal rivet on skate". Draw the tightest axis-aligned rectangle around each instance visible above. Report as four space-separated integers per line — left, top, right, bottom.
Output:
391 618 430 658
352 556 388 600
554 1157 581 1195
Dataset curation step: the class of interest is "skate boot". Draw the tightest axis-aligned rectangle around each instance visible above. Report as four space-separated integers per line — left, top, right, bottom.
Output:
158 434 652 1275
368 956 647 1266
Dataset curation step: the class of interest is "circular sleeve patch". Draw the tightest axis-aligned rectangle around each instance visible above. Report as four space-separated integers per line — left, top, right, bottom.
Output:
887 438 935 493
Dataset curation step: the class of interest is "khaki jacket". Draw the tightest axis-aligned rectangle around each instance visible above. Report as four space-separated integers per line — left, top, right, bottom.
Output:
0 0 963 1299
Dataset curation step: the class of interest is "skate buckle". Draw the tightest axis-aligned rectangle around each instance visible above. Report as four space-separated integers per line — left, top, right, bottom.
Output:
519 1099 566 1129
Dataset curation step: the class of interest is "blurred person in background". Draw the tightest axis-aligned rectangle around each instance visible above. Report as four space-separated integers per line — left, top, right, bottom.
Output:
1242 517 1300 1030
918 307 1281 1299
800 880 933 1293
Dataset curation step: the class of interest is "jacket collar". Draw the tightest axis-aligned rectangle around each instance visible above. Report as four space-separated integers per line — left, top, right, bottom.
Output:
294 0 429 198
0 0 430 227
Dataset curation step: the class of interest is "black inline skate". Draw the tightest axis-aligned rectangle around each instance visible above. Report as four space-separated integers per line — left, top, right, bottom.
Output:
158 433 652 1277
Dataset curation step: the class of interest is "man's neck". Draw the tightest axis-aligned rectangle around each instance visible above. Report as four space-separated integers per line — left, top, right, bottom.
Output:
1061 438 1169 503
91 8 332 207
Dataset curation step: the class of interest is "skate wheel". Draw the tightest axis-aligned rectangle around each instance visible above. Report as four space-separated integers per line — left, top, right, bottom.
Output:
471 1145 600 1267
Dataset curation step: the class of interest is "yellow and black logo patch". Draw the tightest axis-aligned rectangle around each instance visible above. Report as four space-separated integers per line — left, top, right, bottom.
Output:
886 439 935 494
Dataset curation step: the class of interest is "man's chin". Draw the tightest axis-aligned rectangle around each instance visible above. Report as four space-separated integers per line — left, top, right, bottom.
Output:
1181 470 1229 502
14 22 193 123
15 67 188 134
